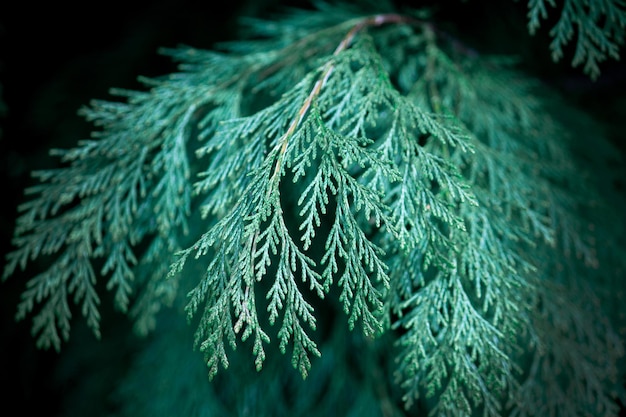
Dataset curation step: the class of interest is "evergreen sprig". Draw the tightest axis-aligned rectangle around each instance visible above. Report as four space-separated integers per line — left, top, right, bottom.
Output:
4 1 625 416
527 0 626 78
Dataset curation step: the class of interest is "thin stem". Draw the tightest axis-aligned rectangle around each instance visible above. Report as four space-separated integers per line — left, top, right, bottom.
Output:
269 13 421 183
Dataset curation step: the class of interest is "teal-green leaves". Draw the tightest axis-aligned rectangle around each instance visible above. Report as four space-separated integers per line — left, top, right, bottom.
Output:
527 0 626 79
4 2 625 416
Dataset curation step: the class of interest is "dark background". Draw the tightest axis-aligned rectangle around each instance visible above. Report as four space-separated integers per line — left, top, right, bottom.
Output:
1 1 624 415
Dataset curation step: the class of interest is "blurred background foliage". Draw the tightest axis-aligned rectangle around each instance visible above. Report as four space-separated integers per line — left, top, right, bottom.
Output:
0 1 624 416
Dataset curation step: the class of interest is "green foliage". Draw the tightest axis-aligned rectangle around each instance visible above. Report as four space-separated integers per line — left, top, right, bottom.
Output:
526 0 626 78
4 1 626 416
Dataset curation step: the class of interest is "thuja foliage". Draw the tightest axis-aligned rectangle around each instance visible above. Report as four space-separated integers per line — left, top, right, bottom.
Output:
527 0 626 78
4 1 626 416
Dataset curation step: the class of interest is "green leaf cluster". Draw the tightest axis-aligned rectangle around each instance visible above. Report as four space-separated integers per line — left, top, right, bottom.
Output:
527 0 626 78
4 1 626 416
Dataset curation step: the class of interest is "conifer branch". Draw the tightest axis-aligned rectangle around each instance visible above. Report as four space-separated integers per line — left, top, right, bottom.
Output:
3 2 625 416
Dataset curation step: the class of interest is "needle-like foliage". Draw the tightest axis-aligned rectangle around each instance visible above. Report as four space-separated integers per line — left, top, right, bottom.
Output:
527 0 626 79
4 1 626 416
